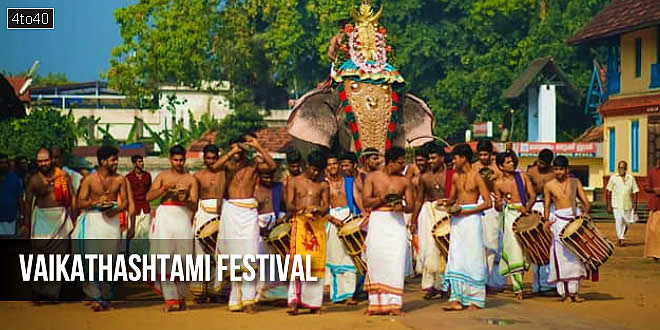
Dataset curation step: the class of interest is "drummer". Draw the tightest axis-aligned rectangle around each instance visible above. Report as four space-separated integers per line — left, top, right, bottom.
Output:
493 151 535 300
362 147 413 316
254 168 288 302
286 150 330 315
191 144 225 303
472 140 506 293
543 156 591 303
443 143 491 311
324 153 360 305
527 149 557 295
413 143 450 300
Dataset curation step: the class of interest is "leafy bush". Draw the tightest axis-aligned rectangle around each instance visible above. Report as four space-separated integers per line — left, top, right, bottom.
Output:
0 106 77 158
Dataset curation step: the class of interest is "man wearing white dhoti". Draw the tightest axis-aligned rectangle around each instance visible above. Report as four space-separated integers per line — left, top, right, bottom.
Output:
494 151 535 299
75 146 128 311
146 145 198 312
473 140 506 293
24 148 76 304
527 148 557 295
413 143 452 299
210 134 277 313
191 144 225 302
361 147 413 316
543 156 591 303
442 144 492 311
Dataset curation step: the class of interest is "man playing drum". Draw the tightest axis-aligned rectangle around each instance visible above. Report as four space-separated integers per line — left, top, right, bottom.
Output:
254 169 288 301
146 145 199 312
493 151 535 300
472 140 506 293
413 143 450 300
362 147 413 316
543 156 591 303
191 144 224 303
527 149 556 295
442 143 491 311
324 153 360 305
210 134 277 313
286 150 330 315
75 146 128 311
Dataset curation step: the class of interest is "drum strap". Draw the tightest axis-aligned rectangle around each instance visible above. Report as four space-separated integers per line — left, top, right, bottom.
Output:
569 177 577 216
344 176 361 215
513 171 527 206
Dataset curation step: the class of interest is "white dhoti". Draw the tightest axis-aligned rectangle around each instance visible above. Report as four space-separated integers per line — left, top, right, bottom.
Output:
443 204 487 308
548 208 587 297
325 206 357 303
417 201 447 292
480 196 506 290
127 211 152 255
531 199 554 293
403 213 415 277
365 211 406 313
257 211 288 301
150 203 194 306
613 208 634 239
190 200 224 298
218 198 259 311
72 209 122 304
499 205 528 293
31 207 72 300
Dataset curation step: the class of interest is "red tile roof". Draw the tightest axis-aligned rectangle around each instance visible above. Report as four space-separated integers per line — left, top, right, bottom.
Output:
574 125 604 143
5 76 30 102
598 93 660 116
568 0 660 45
186 127 293 158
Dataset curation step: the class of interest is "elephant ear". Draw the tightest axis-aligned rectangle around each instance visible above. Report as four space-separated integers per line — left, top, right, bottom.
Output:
394 93 435 147
287 88 340 149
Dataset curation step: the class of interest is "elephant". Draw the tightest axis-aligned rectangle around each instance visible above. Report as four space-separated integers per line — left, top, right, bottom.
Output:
287 86 435 157
286 1 435 157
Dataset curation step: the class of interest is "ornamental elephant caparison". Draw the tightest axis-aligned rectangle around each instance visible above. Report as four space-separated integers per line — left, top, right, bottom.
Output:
287 0 434 157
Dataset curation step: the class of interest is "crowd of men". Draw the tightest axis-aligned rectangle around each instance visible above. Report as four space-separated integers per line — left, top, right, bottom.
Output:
1 136 659 316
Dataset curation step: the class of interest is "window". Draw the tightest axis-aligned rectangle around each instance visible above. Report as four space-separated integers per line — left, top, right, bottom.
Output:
635 38 642 78
632 120 639 172
609 127 616 172
570 166 589 187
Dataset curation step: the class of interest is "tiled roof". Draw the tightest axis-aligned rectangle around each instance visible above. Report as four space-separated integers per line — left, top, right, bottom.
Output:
598 93 660 116
5 76 30 102
186 127 293 158
574 125 604 143
503 56 580 101
568 0 660 45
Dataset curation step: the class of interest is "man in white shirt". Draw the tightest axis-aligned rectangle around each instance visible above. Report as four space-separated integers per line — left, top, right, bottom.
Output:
606 161 639 247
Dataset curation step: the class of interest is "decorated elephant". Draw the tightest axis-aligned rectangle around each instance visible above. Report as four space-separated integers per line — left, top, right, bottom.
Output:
287 0 434 157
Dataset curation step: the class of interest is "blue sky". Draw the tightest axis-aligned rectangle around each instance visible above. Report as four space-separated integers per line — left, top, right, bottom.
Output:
1 0 133 82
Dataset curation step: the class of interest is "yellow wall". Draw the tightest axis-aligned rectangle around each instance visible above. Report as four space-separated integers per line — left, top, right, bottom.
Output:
619 27 659 96
603 114 648 176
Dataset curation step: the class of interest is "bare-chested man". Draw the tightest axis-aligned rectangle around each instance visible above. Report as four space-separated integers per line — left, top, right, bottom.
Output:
286 150 330 315
24 147 75 304
190 144 224 302
472 139 506 292
412 143 451 299
210 134 277 313
283 150 303 206
361 147 413 316
543 156 591 303
526 148 557 294
324 153 360 305
443 143 491 311
146 145 199 312
75 146 128 311
493 151 535 300
355 147 381 216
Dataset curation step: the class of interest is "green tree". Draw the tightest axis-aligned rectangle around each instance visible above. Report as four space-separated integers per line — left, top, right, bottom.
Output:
0 106 77 158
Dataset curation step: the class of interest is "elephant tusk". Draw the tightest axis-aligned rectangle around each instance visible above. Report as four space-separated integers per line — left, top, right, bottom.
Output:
406 135 451 148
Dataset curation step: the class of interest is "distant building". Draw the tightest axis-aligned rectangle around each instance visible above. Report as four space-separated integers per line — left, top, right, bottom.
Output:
568 0 660 203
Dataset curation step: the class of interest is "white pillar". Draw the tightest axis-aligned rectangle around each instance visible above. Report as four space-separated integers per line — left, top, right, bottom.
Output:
538 84 556 142
527 88 539 142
